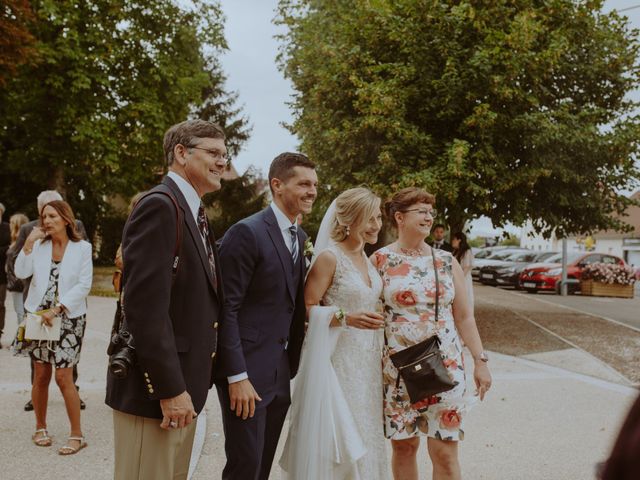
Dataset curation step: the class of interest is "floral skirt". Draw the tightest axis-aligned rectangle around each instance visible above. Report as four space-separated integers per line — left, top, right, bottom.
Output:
382 321 469 441
13 314 86 368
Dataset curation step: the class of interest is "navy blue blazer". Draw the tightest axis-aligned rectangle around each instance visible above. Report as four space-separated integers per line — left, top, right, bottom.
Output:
215 206 307 389
105 177 222 419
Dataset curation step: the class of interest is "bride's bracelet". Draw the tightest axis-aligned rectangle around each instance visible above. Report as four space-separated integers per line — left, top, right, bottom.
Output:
335 308 347 327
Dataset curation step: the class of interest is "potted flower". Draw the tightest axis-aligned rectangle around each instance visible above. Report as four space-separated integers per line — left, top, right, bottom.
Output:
580 262 636 298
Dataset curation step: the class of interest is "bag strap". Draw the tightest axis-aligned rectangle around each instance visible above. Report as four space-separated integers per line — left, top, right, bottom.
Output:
120 187 184 298
432 248 439 322
383 246 440 347
115 186 184 332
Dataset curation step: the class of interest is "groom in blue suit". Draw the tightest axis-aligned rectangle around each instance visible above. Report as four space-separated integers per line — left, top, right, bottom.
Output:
215 152 318 479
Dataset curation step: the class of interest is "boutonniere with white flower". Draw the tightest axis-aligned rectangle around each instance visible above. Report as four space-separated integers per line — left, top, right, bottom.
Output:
304 238 314 258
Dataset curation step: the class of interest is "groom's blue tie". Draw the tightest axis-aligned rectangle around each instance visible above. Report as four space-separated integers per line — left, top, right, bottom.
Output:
289 225 299 265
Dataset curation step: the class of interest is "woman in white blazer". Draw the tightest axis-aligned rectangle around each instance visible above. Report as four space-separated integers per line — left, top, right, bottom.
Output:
14 200 92 455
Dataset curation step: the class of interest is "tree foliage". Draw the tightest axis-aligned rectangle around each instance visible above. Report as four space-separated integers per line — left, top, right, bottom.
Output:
277 0 640 237
206 167 268 238
0 0 37 86
0 0 250 244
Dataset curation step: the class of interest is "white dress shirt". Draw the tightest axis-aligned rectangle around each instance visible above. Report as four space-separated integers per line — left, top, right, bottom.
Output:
227 202 298 385
167 171 209 250
270 201 298 253
167 171 200 223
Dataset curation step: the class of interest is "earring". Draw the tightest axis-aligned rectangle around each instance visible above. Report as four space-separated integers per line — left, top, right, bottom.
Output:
345 225 351 236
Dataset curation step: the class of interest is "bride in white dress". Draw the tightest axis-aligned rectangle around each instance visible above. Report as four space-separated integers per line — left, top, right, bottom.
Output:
280 187 390 479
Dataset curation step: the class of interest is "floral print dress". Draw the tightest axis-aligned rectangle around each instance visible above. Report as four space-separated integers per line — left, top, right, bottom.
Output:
373 247 467 441
12 261 86 368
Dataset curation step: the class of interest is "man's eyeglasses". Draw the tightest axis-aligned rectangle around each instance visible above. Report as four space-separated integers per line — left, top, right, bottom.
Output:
403 208 437 218
187 145 229 164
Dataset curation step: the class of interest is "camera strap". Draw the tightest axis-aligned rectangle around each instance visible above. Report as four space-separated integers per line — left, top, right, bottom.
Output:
114 186 184 334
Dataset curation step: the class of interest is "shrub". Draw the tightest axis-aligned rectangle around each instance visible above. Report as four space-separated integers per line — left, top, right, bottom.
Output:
581 263 636 285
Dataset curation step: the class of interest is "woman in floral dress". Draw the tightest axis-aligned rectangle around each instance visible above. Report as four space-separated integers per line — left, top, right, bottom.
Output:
14 200 92 455
372 188 491 480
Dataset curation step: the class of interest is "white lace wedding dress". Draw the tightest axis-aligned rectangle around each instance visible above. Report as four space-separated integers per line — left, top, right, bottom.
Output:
280 244 389 479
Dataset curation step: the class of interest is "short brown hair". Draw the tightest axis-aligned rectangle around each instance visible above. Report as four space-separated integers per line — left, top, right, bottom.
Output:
40 200 83 242
384 187 436 228
163 119 225 166
268 152 315 192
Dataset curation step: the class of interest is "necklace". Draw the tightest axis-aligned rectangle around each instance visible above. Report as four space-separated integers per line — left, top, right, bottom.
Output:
398 243 427 257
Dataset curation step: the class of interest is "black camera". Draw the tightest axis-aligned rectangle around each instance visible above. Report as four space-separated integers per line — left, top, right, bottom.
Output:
107 329 136 379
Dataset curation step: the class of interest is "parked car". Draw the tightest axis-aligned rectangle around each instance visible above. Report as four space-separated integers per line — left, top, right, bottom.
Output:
479 251 558 288
474 246 512 260
472 248 528 281
519 252 626 294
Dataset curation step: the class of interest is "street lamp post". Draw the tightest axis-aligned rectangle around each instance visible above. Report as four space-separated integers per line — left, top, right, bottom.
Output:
561 238 568 296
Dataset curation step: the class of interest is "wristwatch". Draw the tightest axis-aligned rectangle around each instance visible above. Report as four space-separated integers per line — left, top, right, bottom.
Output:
475 352 489 363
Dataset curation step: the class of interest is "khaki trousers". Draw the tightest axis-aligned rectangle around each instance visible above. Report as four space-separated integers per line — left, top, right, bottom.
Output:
113 410 197 480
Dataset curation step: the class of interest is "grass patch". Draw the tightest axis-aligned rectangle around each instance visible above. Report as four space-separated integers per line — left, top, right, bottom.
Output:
92 266 118 298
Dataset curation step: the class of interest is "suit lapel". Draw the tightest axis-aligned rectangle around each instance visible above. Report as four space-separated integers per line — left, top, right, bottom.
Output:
57 240 76 285
162 177 218 296
37 240 53 297
263 208 296 302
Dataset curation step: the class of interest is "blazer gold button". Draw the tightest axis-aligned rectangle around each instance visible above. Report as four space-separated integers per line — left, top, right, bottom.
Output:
144 373 149 378
149 388 154 394
145 378 151 384
213 322 219 329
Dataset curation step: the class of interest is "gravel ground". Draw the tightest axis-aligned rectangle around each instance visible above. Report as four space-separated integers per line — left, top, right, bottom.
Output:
474 284 640 383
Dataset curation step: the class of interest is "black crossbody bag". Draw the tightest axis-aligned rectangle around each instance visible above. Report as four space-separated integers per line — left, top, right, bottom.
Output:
388 250 457 404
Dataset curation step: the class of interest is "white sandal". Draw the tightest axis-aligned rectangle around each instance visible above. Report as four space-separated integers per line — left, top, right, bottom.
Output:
58 436 87 455
32 428 52 447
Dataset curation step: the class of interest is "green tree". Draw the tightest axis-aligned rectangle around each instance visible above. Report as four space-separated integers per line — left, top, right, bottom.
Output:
0 0 37 86
499 234 520 247
206 167 268 238
468 236 485 248
0 0 249 243
277 0 640 236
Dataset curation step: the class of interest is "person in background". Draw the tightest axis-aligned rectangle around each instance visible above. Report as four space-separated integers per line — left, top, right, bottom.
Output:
0 202 11 344
4 213 29 343
428 223 453 252
14 200 92 454
14 190 87 412
451 232 475 312
112 191 147 294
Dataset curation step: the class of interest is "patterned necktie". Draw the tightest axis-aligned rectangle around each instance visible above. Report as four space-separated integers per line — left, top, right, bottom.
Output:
289 225 299 265
197 205 217 290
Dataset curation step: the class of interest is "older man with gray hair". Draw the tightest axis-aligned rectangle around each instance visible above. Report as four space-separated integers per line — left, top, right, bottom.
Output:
14 190 87 411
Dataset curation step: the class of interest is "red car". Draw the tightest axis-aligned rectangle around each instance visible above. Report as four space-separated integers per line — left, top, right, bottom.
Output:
519 252 625 294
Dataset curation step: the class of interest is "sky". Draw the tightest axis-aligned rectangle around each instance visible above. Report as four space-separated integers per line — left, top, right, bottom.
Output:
218 0 640 238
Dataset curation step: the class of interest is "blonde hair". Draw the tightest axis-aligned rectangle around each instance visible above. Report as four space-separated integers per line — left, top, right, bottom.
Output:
9 213 29 244
128 191 147 214
330 187 381 242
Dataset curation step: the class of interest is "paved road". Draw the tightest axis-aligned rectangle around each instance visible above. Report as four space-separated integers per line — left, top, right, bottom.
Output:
474 284 640 384
1 295 638 480
505 287 640 331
